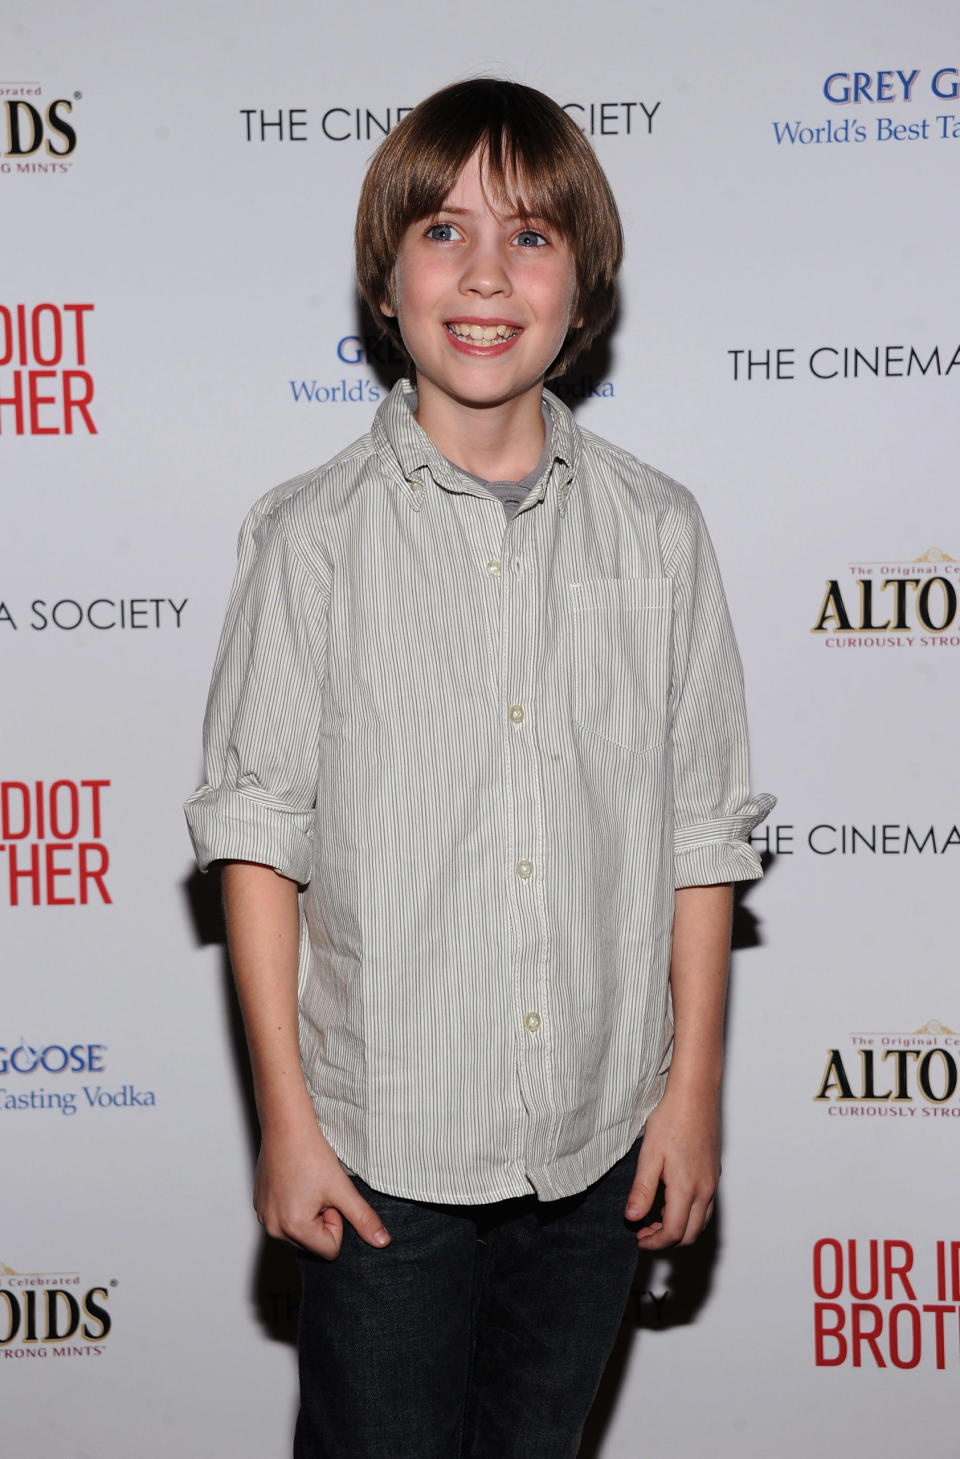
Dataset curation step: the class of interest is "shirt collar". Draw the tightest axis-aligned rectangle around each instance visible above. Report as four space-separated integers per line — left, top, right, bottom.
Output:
371 378 581 514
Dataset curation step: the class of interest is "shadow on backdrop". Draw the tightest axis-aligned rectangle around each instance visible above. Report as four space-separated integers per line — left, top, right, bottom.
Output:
732 849 774 951
183 863 302 1342
580 1209 722 1457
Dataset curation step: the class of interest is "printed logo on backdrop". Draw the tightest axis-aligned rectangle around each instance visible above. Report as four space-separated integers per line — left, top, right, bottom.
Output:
728 344 960 382
0 82 79 175
0 597 187 633
814 1020 960 1119
289 335 615 409
0 304 95 435
810 549 960 648
0 780 111 907
290 335 401 408
0 1039 156 1117
772 67 960 147
1 1263 114 1359
241 100 660 145
813 1238 960 1370
750 820 959 859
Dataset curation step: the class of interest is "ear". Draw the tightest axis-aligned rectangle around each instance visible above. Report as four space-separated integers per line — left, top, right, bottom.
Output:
380 269 398 319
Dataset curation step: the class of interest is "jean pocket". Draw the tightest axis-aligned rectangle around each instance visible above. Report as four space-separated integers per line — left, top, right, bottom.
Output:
569 577 672 754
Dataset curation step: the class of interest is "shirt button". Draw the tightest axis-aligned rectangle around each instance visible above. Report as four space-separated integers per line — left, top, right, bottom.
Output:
515 859 533 880
485 558 501 577
407 478 422 492
507 704 525 724
524 1011 542 1033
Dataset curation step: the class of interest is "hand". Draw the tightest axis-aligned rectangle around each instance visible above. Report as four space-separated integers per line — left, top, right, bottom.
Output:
623 1083 721 1250
254 1115 391 1261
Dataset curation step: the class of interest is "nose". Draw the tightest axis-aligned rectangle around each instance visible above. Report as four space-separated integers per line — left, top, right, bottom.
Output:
458 236 511 299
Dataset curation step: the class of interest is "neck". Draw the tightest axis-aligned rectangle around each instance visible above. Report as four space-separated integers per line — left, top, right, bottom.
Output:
413 380 546 481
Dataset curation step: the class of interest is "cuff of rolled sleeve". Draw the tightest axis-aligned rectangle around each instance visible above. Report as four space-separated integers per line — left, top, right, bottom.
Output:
183 788 315 884
674 793 777 888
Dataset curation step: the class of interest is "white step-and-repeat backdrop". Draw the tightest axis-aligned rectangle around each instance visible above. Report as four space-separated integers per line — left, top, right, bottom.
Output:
3 1 957 1454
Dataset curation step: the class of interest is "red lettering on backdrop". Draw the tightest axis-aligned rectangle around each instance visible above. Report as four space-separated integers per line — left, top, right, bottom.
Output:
814 1303 847 1365
0 780 111 905
0 304 96 434
935 1241 960 1301
851 1303 885 1367
813 1239 959 1371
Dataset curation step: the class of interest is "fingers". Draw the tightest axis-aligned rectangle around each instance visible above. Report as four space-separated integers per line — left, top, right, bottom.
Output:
624 1145 663 1224
679 1195 714 1247
257 1166 391 1262
635 1185 715 1251
336 1182 391 1250
302 1207 345 1261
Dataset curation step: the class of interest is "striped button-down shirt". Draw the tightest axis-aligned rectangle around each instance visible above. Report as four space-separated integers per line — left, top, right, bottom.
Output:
185 379 774 1203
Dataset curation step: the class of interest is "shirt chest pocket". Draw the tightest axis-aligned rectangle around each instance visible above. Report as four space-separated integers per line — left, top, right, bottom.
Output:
569 578 673 754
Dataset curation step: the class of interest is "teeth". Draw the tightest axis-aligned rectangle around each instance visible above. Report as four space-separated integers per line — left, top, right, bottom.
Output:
447 322 518 345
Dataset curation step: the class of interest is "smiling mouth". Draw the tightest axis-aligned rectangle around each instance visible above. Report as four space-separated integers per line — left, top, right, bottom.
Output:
445 322 521 346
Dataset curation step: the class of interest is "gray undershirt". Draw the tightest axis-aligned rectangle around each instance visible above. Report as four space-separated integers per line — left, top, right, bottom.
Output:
403 391 552 520
448 409 553 520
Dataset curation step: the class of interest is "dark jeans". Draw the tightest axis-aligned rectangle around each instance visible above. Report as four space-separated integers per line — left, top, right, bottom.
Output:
294 1139 641 1459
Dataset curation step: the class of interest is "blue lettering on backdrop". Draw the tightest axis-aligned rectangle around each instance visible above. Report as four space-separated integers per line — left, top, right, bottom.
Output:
876 117 931 141
774 65 960 146
289 378 383 404
0 1041 106 1074
932 67 960 99
773 119 867 144
337 335 364 365
82 1085 156 1108
822 70 920 103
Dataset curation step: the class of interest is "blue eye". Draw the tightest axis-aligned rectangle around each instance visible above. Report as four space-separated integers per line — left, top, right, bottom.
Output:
514 230 548 247
425 223 459 241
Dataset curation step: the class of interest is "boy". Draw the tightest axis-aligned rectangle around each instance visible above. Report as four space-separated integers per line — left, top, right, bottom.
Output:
186 78 773 1459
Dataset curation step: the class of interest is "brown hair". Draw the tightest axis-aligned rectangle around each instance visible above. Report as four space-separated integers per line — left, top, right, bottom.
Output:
355 78 623 378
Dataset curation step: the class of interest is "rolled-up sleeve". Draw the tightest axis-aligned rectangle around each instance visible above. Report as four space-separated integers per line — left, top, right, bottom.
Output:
666 493 775 888
184 501 329 883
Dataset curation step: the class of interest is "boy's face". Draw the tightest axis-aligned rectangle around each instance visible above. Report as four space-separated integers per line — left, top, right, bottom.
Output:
382 149 578 418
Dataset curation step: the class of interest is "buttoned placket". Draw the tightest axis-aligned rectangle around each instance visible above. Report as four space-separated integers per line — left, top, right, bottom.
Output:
390 400 576 1187
489 473 562 1186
